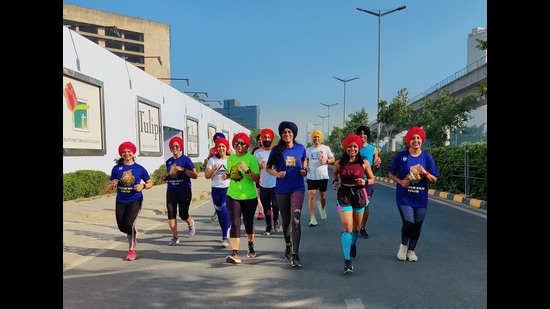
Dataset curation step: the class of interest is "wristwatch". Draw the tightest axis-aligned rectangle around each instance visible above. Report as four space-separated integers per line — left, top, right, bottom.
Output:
245 168 251 174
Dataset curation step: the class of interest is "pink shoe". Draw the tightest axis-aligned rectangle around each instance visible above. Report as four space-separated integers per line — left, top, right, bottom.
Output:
126 249 137 261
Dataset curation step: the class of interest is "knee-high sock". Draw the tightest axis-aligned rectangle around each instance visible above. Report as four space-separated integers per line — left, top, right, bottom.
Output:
342 232 352 260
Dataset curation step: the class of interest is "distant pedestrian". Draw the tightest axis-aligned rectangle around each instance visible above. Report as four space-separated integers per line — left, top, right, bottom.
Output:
388 126 439 262
253 128 280 235
224 132 261 264
204 137 231 248
160 136 198 246
266 121 307 268
204 132 230 222
107 141 153 261
305 129 335 226
331 134 374 274
251 133 265 220
355 125 382 238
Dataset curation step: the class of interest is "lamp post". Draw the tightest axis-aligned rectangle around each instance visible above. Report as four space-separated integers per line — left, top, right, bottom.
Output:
357 5 406 150
316 114 329 137
320 103 339 136
333 76 359 127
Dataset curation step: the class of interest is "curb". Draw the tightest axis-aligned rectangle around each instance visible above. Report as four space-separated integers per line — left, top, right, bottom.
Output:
375 176 487 210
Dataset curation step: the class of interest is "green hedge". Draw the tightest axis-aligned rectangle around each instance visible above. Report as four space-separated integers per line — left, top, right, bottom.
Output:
63 162 204 202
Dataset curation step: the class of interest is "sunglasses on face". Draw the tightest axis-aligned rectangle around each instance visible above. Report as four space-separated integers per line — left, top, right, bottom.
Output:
171 145 180 149
234 141 247 146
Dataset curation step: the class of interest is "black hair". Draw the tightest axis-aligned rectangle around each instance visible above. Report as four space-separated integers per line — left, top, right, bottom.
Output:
355 125 370 136
267 136 300 168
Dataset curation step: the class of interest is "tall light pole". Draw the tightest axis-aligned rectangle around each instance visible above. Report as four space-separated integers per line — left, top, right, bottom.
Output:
320 103 338 136
357 5 406 150
333 76 359 127
316 114 329 137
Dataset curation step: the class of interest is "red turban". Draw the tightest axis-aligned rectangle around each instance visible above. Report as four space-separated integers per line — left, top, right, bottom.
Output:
405 127 426 148
232 132 251 148
260 128 275 140
118 141 136 156
342 134 362 151
169 136 184 149
215 137 229 151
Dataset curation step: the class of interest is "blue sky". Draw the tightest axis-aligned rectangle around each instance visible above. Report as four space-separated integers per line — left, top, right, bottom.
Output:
64 0 487 144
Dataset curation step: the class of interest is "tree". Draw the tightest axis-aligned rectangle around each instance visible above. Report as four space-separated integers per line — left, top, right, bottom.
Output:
414 89 474 147
475 38 487 50
378 88 414 149
326 107 372 158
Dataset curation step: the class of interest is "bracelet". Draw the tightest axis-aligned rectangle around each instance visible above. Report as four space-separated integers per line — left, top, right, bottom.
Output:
424 171 430 177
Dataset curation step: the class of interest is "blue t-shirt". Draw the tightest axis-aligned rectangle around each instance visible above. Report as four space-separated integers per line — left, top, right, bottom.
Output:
165 155 195 192
389 150 439 208
359 144 375 165
268 144 307 194
110 162 151 203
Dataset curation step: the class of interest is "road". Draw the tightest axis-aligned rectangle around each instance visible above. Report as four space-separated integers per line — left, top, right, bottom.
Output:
63 178 487 309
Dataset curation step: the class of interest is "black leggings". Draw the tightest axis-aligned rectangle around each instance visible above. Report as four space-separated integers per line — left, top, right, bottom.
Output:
226 196 257 238
276 191 305 255
115 199 142 235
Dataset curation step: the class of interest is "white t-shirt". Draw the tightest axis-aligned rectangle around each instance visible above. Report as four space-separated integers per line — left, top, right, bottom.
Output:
206 156 230 188
306 144 334 180
253 147 277 188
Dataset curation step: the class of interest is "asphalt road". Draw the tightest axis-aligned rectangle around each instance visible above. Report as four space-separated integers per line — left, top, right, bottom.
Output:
63 176 487 309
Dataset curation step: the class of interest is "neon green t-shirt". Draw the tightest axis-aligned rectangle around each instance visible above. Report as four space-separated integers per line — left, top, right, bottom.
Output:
226 153 259 200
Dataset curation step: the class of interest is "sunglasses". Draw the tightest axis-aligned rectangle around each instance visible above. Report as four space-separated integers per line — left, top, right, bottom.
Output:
170 145 180 149
234 141 247 146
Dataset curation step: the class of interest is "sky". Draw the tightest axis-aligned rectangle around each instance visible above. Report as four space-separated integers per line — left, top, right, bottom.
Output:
64 0 487 144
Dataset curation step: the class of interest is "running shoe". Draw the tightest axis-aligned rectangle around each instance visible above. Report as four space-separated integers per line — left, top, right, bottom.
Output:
263 229 272 236
320 207 327 220
221 238 229 248
350 244 357 258
256 212 264 220
407 250 418 262
273 220 280 233
189 224 196 236
397 244 408 261
284 243 293 260
226 252 241 264
291 254 301 268
168 236 179 246
126 249 137 261
247 246 257 258
359 227 369 238
309 217 318 227
211 212 218 221
344 259 353 275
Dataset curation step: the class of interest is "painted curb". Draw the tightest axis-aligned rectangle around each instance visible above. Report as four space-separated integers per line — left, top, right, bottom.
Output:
375 176 487 210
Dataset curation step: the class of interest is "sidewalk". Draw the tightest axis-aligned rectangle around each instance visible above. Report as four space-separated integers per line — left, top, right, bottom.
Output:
63 172 214 271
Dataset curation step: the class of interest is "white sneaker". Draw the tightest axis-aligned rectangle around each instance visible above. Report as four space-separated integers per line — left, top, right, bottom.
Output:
407 250 418 262
221 238 229 248
397 244 408 261
309 217 318 227
189 223 196 236
320 207 327 220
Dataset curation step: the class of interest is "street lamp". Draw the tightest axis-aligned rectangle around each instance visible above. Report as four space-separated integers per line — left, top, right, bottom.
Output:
316 114 329 137
357 5 406 150
333 76 359 127
320 103 339 136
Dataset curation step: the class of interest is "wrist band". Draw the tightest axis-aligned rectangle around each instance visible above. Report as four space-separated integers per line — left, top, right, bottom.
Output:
332 179 339 184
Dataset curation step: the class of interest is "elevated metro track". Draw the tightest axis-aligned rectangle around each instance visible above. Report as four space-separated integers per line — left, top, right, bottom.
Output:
370 56 487 129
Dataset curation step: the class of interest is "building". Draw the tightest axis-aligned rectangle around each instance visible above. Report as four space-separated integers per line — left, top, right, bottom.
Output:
63 3 171 85
213 99 260 130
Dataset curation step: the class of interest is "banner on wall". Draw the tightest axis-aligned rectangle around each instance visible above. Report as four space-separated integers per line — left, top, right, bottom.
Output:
62 67 106 156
